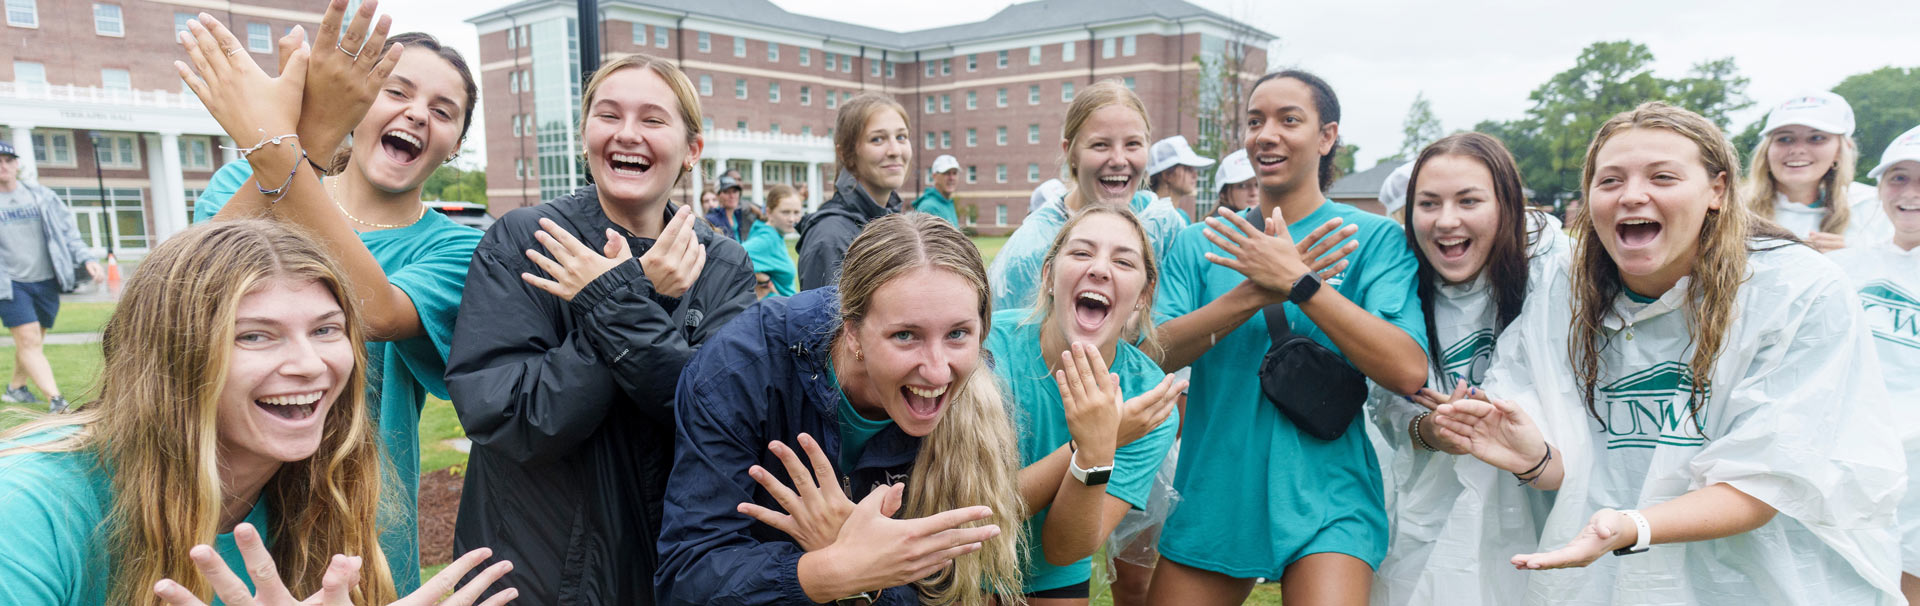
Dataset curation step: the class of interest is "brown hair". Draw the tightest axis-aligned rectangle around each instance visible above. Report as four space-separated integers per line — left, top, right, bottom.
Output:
1060 80 1151 182
0 220 393 605
578 53 704 188
833 92 912 178
765 183 801 212
1026 205 1164 359
328 32 477 173
1742 130 1859 234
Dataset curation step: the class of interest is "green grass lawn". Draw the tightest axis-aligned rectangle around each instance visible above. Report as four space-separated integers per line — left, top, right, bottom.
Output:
47 302 115 335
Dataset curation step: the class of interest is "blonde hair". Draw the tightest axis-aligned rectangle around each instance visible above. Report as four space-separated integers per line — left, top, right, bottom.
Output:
1026 205 1163 359
577 53 704 188
834 92 912 177
1059 80 1152 182
0 220 395 605
834 213 1025 605
1569 102 1792 431
1741 132 1859 234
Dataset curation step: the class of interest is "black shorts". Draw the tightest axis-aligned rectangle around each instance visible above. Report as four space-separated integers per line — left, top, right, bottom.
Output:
1024 580 1090 599
1 279 60 329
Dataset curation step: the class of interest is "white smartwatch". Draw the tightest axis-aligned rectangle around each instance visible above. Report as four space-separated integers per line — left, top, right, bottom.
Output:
1066 442 1113 486
1611 509 1651 556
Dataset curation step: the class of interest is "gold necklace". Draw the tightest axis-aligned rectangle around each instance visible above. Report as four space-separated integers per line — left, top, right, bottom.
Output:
328 177 426 230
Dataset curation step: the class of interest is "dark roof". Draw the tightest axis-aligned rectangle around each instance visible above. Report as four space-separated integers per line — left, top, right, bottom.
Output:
470 0 1274 50
1326 159 1411 198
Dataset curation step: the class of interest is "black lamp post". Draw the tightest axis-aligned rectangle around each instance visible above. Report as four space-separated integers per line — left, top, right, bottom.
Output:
577 0 600 77
84 130 114 256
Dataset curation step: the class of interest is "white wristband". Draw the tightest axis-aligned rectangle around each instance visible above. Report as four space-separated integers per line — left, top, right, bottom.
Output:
1611 509 1651 555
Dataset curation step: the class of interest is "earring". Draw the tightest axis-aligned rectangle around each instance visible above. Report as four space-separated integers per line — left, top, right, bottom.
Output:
855 348 864 362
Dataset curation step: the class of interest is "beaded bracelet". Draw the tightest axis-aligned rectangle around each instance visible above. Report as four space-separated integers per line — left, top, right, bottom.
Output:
219 133 300 160
1409 412 1438 452
255 148 309 205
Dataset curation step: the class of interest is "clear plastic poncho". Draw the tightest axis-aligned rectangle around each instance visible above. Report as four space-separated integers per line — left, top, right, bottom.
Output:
1828 240 1920 575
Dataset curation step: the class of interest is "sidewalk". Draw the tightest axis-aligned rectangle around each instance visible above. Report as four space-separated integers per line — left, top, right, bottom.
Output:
0 332 102 347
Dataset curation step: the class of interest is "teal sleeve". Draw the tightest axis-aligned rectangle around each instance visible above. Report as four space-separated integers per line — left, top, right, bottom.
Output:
1152 225 1207 325
1108 356 1176 510
194 161 255 224
742 226 799 297
0 459 92 605
1349 222 1428 351
382 222 483 401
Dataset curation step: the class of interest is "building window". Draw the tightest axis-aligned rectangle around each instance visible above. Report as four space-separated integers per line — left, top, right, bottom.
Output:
735 78 747 99
734 37 746 57
966 128 977 147
1124 76 1135 90
996 164 1007 183
30 130 74 166
996 88 1008 107
829 53 839 71
1028 45 1040 65
702 117 714 132
799 48 810 66
1062 82 1074 102
737 119 748 131
827 90 838 109
924 96 935 114
966 166 977 183
886 62 894 78
1103 38 1115 58
940 94 951 112
1028 85 1040 105
842 57 851 73
508 71 518 94
512 115 521 137
1123 34 1137 56
996 126 1007 145
1028 163 1040 182
657 27 670 49
631 24 645 46
770 123 780 134
941 58 951 75
100 68 130 91
841 91 851 104
94 133 139 169
515 158 524 180
995 204 1007 226
966 90 976 110
698 32 710 52
6 0 37 27
13 60 45 84
180 137 212 170
800 85 811 105
870 60 880 77
1062 41 1075 62
924 132 935 150
247 23 271 52
923 59 933 77
174 12 193 34
768 82 779 102
941 131 951 149
966 54 977 71
997 50 1008 68
1029 124 1040 144
699 74 712 96
93 3 122 36
768 41 779 62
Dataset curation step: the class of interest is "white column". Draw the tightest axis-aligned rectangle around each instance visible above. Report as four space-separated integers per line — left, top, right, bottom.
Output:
143 132 186 243
806 161 822 212
221 136 239 166
8 124 37 182
750 159 764 209
688 159 704 214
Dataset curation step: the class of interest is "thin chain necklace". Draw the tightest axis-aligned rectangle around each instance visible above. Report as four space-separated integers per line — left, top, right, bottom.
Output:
329 176 426 230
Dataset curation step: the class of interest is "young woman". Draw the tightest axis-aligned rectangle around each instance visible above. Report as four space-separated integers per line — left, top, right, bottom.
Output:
0 220 511 606
445 54 756 604
745 184 802 297
1368 132 1570 605
984 205 1186 604
795 93 910 290
1742 91 1890 252
1430 102 1903 605
1827 124 1920 603
656 213 1023 606
1214 149 1257 213
179 3 481 588
988 80 1189 312
1147 70 1428 606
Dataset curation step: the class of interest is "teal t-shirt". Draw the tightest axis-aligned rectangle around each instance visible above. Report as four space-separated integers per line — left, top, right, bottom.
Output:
989 190 1186 312
0 429 272 605
1152 201 1424 577
827 358 895 470
195 161 481 591
985 309 1179 591
912 190 960 226
742 222 798 297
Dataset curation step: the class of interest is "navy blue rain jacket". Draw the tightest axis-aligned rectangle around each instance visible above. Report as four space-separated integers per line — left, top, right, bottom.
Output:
655 286 922 606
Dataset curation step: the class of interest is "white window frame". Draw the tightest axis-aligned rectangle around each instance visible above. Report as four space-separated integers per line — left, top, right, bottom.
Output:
656 28 669 48
1028 45 1041 65
737 119 748 131
179 137 213 171
886 62 895 78
1062 41 1075 63
941 131 951 149
996 50 1008 68
734 78 747 100
996 126 1007 145
799 49 810 66
174 12 193 35
1125 76 1135 90
632 24 645 46
702 117 714 132
13 60 46 84
1029 124 1040 144
967 54 977 71
699 74 712 96
7 0 38 28
770 122 781 134
1028 163 1040 182
512 115 521 137
827 90 838 109
828 52 838 72
247 22 271 53
100 68 131 91
842 57 852 73
924 132 935 150
509 71 518 94
967 165 977 183
1103 38 1115 58
1028 85 1040 105
1123 34 1137 56
941 94 950 112
768 41 779 62
801 126 812 137
997 88 1007 107
941 58 951 75
768 82 780 102
734 36 746 58
95 133 140 169
698 32 710 53
1062 82 1074 102
93 3 121 37
996 164 1006 183
516 158 525 180
995 204 1007 226
31 129 76 167
924 96 936 114
966 90 977 110
966 128 976 147
800 85 811 105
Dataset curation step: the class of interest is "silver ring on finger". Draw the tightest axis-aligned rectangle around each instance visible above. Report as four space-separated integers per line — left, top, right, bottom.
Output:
338 42 360 59
225 46 244 56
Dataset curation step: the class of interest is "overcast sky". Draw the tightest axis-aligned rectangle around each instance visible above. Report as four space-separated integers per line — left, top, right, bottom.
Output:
386 0 1920 172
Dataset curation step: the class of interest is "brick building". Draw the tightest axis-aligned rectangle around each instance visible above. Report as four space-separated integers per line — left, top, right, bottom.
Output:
2 0 322 256
468 0 1271 234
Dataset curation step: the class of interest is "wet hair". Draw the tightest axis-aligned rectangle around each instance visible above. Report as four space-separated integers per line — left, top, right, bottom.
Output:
1249 69 1343 189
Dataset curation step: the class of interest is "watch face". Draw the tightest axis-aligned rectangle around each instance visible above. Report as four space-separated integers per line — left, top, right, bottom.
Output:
1086 469 1111 486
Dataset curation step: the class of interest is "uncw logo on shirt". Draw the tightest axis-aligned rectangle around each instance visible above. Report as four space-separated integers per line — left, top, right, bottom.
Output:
1599 361 1707 450
1861 280 1920 351
1440 328 1495 387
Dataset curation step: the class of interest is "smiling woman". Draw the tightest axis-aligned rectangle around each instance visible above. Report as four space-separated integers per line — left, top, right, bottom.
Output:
796 93 912 291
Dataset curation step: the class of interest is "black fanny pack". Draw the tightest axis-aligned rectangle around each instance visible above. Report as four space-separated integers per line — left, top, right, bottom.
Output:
1245 210 1367 440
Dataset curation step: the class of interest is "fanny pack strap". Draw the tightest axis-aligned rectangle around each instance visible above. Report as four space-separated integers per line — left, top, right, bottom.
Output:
1242 207 1295 345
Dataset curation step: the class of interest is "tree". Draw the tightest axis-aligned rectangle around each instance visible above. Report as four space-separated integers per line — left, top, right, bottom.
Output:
423 165 489 206
1834 66 1920 182
1334 143 1359 179
1189 13 1267 174
1395 92 1444 160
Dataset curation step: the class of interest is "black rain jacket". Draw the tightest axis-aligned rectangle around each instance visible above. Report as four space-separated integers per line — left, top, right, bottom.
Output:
794 170 899 290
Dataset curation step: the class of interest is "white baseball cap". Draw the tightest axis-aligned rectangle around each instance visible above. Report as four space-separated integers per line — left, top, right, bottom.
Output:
931 154 961 174
1148 136 1215 176
1378 161 1415 216
1214 149 1254 189
1868 124 1920 180
1761 91 1855 137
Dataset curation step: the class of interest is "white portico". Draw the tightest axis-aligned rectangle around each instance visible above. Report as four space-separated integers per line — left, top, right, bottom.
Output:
695 129 835 212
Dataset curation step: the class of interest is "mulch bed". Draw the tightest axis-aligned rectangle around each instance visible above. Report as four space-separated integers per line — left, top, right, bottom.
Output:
418 468 463 566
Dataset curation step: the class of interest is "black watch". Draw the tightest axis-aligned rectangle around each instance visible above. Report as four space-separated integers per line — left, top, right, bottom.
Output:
1287 272 1323 305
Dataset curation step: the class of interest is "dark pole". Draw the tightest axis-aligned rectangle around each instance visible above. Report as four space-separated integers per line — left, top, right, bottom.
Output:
576 0 601 76
85 130 114 256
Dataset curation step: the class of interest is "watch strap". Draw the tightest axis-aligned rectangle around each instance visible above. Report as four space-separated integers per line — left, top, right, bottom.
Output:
1067 447 1113 486
1611 509 1651 555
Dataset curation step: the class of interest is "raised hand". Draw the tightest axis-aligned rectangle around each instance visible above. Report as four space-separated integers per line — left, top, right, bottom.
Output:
394 547 519 606
1117 373 1184 447
1511 509 1631 570
1201 206 1312 298
521 219 633 302
301 0 403 162
1408 379 1472 455
152 523 359 606
800 484 1002 602
1295 216 1361 281
1055 342 1121 464
1803 231 1846 254
1427 389 1548 474
638 207 708 298
739 433 902 552
174 14 306 150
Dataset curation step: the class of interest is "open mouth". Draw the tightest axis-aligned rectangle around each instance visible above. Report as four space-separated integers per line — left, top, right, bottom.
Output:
1073 290 1112 332
902 384 948 419
1255 153 1286 170
380 130 423 165
609 152 652 177
1434 236 1471 260
255 391 323 421
1617 218 1662 248
1783 160 1813 169
1894 200 1920 213
1095 174 1132 198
